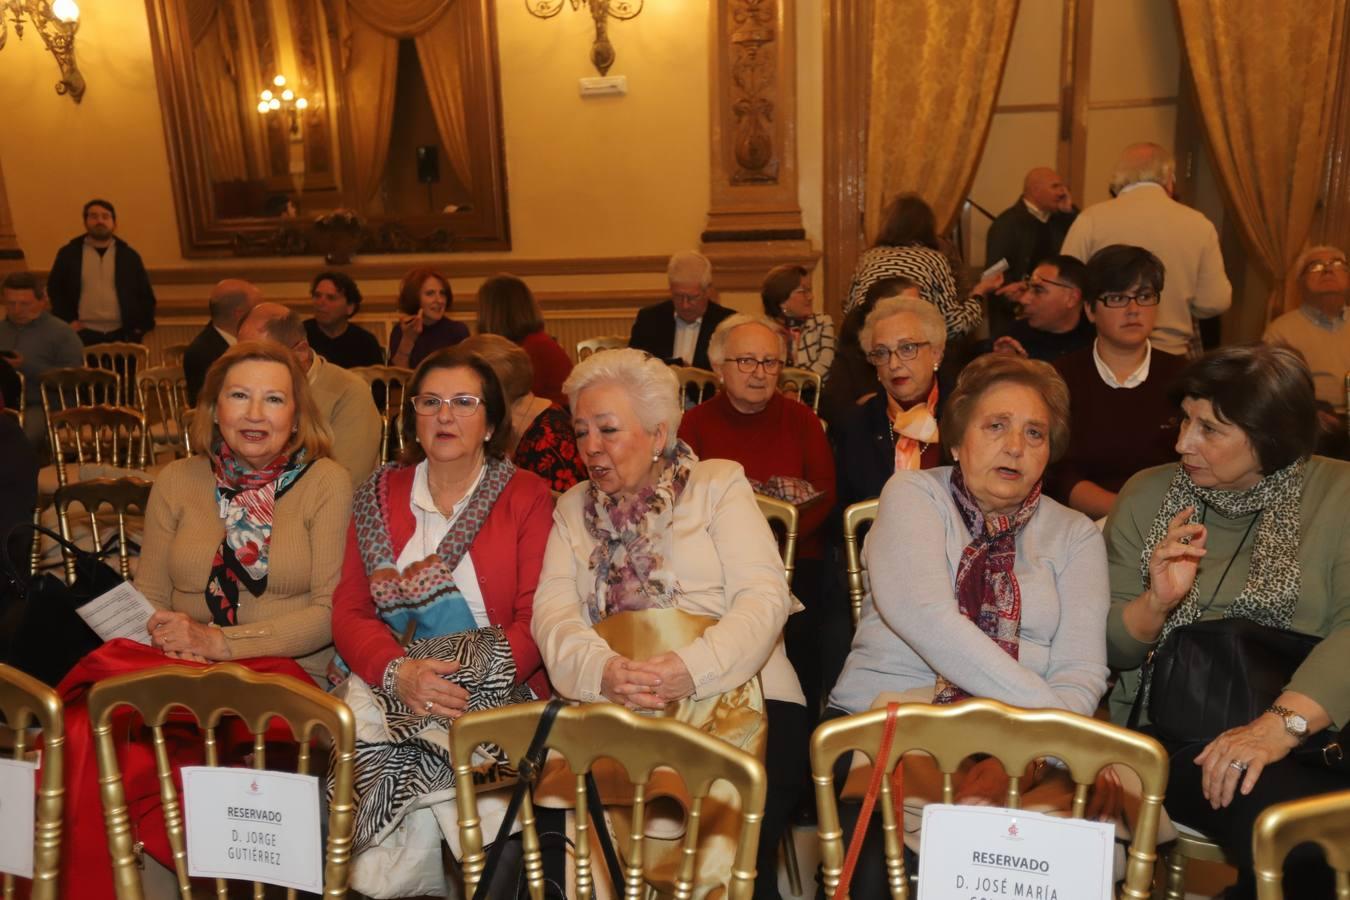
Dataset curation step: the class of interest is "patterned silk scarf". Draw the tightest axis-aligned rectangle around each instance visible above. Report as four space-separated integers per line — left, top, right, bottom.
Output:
205 443 311 626
889 380 941 472
934 464 1043 704
583 440 697 624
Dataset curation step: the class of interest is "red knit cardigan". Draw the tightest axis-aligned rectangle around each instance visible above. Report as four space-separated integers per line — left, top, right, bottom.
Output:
333 464 553 698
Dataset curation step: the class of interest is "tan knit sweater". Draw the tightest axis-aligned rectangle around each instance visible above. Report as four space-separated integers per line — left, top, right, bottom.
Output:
134 454 354 682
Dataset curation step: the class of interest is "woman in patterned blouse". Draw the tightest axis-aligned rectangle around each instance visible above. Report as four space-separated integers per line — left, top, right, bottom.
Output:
761 263 836 377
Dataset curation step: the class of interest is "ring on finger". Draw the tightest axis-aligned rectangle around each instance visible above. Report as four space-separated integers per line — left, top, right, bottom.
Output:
1228 760 1249 772
423 700 434 713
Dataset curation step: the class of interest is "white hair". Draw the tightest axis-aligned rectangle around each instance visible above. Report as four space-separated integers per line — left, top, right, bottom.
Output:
562 348 682 451
1109 142 1176 195
667 250 713 289
707 314 787 368
858 296 947 353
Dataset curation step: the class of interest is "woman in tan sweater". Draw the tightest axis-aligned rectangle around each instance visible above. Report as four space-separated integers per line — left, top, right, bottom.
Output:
136 340 353 683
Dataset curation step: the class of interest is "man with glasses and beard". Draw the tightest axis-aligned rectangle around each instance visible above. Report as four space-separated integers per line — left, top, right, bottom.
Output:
47 198 157 345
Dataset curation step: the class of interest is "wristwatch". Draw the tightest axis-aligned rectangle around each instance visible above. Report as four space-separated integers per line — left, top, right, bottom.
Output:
1267 704 1309 743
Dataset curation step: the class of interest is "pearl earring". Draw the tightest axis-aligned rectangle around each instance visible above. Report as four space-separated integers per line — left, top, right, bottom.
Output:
651 452 661 463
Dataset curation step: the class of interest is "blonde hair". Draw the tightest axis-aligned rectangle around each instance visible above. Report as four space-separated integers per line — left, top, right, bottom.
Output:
191 341 332 460
707 314 787 368
563 348 682 450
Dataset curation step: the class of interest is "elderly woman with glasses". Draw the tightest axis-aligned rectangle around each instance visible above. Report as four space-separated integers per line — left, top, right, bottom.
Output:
330 344 553 896
534 348 805 899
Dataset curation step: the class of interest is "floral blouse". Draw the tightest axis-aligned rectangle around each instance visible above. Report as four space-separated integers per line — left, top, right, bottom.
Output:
513 404 588 492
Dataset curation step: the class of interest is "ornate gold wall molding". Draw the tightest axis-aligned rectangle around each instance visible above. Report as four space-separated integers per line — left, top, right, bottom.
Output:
821 0 869 324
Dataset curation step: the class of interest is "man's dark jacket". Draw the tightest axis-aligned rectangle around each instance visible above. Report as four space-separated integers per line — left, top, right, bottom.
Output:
182 324 229 406
985 201 1079 283
627 299 735 371
47 235 157 338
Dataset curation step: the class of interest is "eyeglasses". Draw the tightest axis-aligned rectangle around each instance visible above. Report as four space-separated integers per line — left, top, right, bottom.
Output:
409 394 484 417
1305 259 1348 276
1097 290 1161 308
865 341 930 365
1026 276 1075 295
729 356 785 374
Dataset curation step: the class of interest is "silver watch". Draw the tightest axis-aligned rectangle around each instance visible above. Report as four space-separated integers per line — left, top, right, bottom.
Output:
1268 704 1309 743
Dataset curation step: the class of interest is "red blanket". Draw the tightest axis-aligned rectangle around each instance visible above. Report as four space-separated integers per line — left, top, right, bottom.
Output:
50 640 311 899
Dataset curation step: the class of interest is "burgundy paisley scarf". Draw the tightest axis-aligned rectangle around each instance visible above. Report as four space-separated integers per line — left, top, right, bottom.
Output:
933 464 1042 704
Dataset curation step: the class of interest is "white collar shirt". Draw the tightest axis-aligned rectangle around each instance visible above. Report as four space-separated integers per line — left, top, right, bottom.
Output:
1092 338 1152 389
672 314 702 366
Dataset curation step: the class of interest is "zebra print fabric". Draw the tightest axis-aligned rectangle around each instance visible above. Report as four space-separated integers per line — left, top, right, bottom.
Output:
843 245 983 338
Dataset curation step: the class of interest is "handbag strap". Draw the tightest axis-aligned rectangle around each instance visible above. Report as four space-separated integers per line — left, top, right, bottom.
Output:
584 767 625 893
1125 649 1154 732
0 520 118 592
833 703 905 900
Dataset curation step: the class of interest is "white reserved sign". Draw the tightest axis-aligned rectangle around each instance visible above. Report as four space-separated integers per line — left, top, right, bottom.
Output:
917 804 1114 900
181 767 323 893
0 758 36 878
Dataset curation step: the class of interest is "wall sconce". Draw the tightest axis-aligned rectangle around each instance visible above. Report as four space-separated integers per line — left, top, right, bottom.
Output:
0 0 85 102
256 74 308 137
526 0 642 77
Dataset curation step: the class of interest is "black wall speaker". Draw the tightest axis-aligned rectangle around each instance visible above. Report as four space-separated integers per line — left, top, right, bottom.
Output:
416 145 440 184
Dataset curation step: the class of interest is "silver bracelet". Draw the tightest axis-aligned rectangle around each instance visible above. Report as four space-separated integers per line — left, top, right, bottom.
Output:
381 657 408 696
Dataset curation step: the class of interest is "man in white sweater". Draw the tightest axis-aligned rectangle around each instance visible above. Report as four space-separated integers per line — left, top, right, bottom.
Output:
1062 143 1231 356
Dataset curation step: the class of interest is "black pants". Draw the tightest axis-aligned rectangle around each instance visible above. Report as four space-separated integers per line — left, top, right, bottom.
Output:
757 699 810 900
1162 736 1350 899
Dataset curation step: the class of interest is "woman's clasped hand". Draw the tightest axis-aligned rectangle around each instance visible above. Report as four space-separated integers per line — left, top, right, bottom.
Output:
146 609 229 662
601 653 696 710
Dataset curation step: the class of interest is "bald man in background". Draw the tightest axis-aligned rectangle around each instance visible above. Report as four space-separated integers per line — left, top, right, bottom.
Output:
985 167 1079 336
182 279 262 405
238 301 382 487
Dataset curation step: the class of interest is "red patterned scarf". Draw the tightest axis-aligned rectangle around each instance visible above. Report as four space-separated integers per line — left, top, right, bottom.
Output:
933 464 1042 704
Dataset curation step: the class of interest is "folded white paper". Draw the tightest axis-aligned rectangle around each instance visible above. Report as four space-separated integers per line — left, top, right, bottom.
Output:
0 758 37 879
76 582 155 644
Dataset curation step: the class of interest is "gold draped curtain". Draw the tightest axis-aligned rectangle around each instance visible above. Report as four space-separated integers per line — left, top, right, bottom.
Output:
863 1 1019 240
1176 0 1347 321
187 0 249 183
337 0 474 211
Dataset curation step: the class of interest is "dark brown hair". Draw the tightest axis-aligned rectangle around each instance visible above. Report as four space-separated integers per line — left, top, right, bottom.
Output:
942 353 1072 463
1083 244 1165 306
476 274 545 343
397 268 453 317
760 264 809 318
873 193 938 250
400 344 512 463
1 271 45 298
1169 344 1317 474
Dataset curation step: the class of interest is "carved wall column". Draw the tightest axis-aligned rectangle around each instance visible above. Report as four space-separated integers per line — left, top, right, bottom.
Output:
0 156 25 275
701 0 815 291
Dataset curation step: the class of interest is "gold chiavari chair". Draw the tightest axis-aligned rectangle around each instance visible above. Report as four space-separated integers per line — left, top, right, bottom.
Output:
54 477 152 583
1161 826 1230 899
0 664 64 900
1253 788 1350 899
779 367 823 413
577 335 628 361
673 366 719 406
159 343 189 368
84 343 151 409
47 407 149 490
86 663 357 900
351 365 413 464
755 494 800 585
811 698 1169 900
842 499 878 629
136 366 190 461
180 409 198 458
451 700 768 900
39 367 119 418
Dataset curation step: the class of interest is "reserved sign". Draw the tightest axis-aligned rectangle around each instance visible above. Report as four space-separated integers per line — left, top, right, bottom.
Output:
181 767 323 893
0 758 36 879
917 804 1114 900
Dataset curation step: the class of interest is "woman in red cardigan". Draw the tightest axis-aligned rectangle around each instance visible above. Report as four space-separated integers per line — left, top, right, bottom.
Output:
331 344 553 896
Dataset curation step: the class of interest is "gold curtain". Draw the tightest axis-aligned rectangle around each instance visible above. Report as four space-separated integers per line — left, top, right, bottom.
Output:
1176 0 1346 321
189 0 249 183
415 3 475 191
863 1 1019 240
341 9 400 211
344 0 454 34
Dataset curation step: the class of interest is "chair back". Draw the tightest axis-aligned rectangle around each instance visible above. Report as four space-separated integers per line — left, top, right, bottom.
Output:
48 407 149 489
136 366 190 460
755 493 799 583
451 700 767 900
85 663 357 900
159 343 189 368
576 335 627 361
351 365 413 464
779 367 822 413
1253 788 1350 899
54 477 152 582
842 498 878 628
0 664 64 900
180 409 198 457
810 698 1168 899
673 366 719 405
39 367 120 418
84 343 150 408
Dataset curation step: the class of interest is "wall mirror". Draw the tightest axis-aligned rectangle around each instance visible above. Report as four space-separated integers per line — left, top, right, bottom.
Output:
145 0 510 257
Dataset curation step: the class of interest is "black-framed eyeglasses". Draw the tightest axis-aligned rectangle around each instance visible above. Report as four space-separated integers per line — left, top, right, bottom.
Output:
1027 276 1075 295
730 356 785 374
1097 290 1161 308
865 341 930 365
409 394 484 417
1305 259 1348 276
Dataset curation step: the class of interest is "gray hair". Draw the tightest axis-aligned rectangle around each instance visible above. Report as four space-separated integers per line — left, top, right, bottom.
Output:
1290 244 1348 301
1109 142 1176 195
562 348 682 451
707 314 787 368
667 250 713 289
858 296 947 353
245 307 306 347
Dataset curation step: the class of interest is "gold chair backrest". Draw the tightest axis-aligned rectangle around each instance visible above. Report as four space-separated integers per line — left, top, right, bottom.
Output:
755 493 799 583
842 498 878 628
86 663 357 900
136 365 190 459
576 335 628 361
84 343 150 409
351 365 413 464
180 409 198 457
1253 789 1350 899
47 406 149 489
811 698 1169 899
779 367 822 413
0 664 64 900
54 477 152 583
451 700 768 900
673 366 719 405
159 343 189 368
39 367 119 418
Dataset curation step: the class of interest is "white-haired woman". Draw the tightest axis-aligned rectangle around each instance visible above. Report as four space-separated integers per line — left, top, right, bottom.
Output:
533 348 805 899
831 294 950 509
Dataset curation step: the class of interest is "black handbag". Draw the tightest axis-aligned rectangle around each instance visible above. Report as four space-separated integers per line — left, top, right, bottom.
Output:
0 522 118 686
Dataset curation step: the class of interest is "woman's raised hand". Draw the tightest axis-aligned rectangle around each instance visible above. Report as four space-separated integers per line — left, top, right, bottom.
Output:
396 658 470 719
1146 505 1207 615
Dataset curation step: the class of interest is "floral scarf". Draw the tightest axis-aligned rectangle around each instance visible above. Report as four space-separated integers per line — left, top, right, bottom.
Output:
205 443 311 626
889 380 941 472
934 464 1042 704
583 440 697 624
